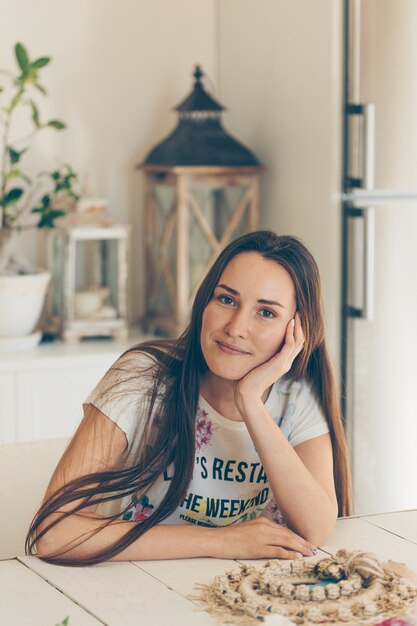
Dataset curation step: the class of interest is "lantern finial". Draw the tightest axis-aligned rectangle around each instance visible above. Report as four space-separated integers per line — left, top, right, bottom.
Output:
194 65 203 85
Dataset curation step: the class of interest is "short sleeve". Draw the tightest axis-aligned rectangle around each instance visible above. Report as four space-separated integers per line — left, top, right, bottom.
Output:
267 378 329 448
287 382 329 447
83 350 159 446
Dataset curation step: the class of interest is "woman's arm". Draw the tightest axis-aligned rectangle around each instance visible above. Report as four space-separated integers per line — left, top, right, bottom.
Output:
234 314 338 546
37 511 316 561
236 396 337 546
36 405 315 561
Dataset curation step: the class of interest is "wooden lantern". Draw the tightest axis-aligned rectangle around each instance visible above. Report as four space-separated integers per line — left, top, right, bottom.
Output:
139 66 264 336
139 165 262 336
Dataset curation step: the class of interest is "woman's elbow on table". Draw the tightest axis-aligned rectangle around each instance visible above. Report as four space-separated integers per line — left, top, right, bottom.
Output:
34 527 62 560
33 517 100 562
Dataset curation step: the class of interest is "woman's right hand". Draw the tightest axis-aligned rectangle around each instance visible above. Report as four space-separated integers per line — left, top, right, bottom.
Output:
208 517 316 560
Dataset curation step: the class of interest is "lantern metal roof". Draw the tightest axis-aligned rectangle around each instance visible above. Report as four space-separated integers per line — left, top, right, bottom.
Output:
143 65 261 167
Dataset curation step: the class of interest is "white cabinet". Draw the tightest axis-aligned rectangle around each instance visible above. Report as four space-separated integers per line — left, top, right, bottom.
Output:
0 332 147 443
16 367 108 442
0 373 15 442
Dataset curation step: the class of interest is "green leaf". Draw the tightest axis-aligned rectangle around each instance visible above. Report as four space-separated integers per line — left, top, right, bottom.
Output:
2 187 24 206
15 43 29 72
32 56 50 69
55 616 69 626
29 100 41 128
8 89 23 112
8 147 20 164
47 119 66 130
5 168 22 182
8 147 27 164
51 209 66 219
37 208 66 228
41 194 51 208
34 82 47 95
36 215 50 227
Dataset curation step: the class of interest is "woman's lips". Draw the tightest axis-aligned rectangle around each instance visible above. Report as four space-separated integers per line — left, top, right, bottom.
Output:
216 340 250 355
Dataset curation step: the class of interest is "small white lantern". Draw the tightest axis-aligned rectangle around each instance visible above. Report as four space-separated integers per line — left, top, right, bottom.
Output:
47 205 130 343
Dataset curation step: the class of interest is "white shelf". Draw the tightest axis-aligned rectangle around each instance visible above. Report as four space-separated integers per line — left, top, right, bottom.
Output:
0 329 150 372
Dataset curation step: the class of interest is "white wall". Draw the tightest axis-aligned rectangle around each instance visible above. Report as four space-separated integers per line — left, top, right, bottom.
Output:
1 0 343 363
0 0 217 321
217 0 343 364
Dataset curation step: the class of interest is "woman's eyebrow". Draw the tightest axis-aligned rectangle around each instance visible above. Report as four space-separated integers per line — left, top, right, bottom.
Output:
216 283 285 308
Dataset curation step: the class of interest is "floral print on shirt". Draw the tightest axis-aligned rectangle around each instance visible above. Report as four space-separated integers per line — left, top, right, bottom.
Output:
195 406 217 451
270 500 286 526
122 495 154 522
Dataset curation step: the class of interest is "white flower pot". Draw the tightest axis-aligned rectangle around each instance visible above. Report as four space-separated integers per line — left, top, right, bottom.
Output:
0 270 51 345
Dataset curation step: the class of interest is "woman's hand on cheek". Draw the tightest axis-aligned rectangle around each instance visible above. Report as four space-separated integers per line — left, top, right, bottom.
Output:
234 312 305 417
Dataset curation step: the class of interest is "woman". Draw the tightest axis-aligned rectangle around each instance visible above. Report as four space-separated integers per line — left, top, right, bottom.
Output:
27 230 352 566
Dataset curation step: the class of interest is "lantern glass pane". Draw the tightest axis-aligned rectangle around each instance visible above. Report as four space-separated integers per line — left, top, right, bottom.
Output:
101 239 121 317
218 186 249 239
189 187 214 290
152 186 176 313
48 232 66 318
187 184 250 292
153 186 176 263
73 238 121 321
75 240 102 290
154 268 172 314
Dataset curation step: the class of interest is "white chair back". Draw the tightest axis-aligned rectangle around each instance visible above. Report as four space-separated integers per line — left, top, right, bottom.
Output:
0 438 68 559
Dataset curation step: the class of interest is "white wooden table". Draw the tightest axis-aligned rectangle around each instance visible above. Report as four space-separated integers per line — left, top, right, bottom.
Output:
1 510 417 626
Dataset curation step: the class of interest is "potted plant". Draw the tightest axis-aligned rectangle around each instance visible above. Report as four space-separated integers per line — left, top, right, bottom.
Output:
0 42 79 350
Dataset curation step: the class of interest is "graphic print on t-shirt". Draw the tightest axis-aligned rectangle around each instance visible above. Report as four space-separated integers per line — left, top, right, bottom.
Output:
170 403 272 527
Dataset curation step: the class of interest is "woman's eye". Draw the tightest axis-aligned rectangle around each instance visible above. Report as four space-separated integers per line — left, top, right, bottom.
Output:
218 294 234 305
259 308 275 318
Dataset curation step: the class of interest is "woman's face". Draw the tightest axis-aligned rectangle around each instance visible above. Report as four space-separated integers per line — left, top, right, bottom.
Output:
200 252 297 382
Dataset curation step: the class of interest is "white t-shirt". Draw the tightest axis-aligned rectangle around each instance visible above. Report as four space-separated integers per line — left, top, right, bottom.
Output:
84 350 329 527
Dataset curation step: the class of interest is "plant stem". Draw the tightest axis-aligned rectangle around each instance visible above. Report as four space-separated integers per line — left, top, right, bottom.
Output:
15 223 37 231
11 128 38 147
1 113 11 228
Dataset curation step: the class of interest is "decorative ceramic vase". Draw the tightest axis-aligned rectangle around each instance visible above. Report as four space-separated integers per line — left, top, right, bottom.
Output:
0 270 51 350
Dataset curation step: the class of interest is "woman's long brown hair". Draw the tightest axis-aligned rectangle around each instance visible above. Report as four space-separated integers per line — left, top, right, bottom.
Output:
26 230 352 565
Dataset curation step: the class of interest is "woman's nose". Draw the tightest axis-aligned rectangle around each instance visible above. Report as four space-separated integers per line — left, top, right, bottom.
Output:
224 308 250 338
